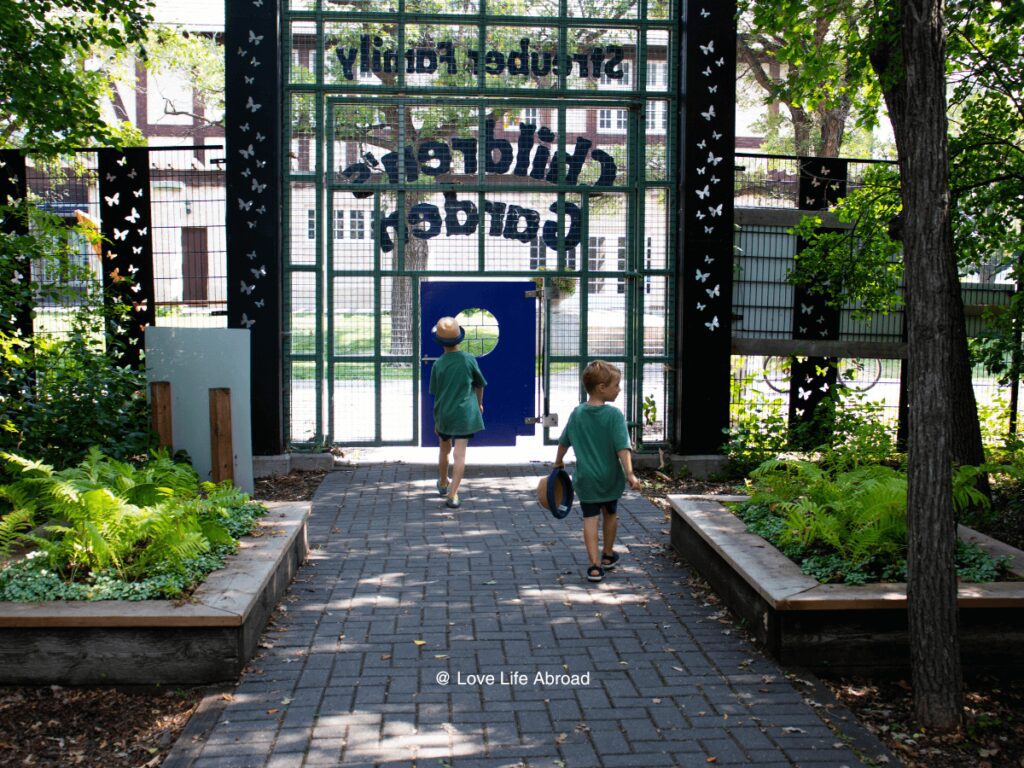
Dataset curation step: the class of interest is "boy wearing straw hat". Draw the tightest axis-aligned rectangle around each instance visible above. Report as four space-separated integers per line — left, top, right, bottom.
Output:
553 360 640 582
429 316 487 509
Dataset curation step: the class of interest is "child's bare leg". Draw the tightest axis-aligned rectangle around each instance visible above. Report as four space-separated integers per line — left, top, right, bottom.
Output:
438 439 452 487
601 509 618 556
448 438 468 496
584 516 600 566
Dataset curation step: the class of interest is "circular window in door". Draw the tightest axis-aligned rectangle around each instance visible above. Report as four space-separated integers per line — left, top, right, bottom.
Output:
455 308 499 357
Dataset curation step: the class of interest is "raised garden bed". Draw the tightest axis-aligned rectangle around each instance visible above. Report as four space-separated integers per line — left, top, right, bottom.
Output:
670 494 1024 675
0 501 308 685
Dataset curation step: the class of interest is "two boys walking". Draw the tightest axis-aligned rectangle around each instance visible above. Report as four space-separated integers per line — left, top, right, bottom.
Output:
429 316 640 583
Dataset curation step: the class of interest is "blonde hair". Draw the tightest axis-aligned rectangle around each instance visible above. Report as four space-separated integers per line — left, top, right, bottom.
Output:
582 360 621 394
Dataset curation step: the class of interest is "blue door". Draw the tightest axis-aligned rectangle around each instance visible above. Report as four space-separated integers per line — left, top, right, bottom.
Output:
420 281 536 447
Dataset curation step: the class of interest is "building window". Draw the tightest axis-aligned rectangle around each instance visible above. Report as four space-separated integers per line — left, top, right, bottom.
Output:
600 60 632 86
646 61 666 88
598 109 612 130
307 209 315 240
522 107 539 126
598 109 627 133
645 236 653 294
334 209 345 240
617 236 627 294
350 210 365 239
566 247 577 271
530 237 546 270
588 236 606 293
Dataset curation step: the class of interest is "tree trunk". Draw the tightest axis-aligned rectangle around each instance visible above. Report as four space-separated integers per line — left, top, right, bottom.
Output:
389 207 427 356
872 0 963 732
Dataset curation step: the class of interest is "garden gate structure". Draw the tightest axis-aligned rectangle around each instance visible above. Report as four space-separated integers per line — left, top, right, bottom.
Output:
224 0 738 455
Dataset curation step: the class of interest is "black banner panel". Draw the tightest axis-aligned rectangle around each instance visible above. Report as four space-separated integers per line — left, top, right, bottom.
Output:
677 0 737 454
98 148 156 368
788 156 848 444
226 0 283 455
0 150 30 340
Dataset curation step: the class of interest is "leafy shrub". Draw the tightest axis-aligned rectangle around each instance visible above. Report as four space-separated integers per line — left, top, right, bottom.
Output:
737 458 1009 584
723 370 789 476
0 449 264 600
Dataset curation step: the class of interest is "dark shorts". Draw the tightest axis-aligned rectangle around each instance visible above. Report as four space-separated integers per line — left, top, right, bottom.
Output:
580 500 618 518
438 433 474 442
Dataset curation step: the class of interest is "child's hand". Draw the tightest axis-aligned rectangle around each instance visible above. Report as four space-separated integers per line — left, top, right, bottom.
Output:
626 472 641 491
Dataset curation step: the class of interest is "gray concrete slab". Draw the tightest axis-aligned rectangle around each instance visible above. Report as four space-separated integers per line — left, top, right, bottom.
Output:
164 463 896 768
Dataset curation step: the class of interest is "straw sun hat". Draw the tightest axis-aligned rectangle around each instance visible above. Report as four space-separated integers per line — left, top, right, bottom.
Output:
537 467 574 519
432 316 465 347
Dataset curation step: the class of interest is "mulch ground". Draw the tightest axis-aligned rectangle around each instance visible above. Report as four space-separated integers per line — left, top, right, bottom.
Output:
2 466 1021 767
0 470 326 768
636 466 1024 768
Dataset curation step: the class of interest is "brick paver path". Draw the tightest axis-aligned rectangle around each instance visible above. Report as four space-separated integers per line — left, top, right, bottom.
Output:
166 463 884 768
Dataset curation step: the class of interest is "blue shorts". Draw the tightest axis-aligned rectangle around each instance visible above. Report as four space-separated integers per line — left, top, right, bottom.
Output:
580 500 618 518
438 433 474 442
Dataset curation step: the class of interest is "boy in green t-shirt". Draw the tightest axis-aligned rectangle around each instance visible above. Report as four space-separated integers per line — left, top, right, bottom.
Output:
553 360 640 582
429 316 487 509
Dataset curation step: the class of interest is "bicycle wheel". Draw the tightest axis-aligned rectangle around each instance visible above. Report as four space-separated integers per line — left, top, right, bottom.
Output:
761 356 792 393
837 358 882 391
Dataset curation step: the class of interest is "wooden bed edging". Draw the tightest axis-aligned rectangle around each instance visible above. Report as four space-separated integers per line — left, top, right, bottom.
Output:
669 494 1024 674
0 501 308 685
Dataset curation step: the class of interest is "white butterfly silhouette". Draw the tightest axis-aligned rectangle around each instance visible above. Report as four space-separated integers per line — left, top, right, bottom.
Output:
241 313 255 328
705 316 719 331
240 144 255 159
251 57 260 67
799 326 807 334
820 382 830 393
708 203 723 217
239 198 253 211
700 105 716 121
248 30 263 45
256 132 266 142
695 269 710 282
699 40 714 55
252 180 266 193
700 8 709 16
695 210 706 220
246 97 261 113
247 220 257 229
246 250 257 260
801 303 813 315
240 281 254 295
105 173 116 182
712 130 722 140
251 265 267 278
132 246 142 255
12 270 22 284
137 226 148 236
237 46 248 57
696 302 706 311
127 168 137 179
245 76 254 85
256 205 266 215
821 166 831 176
131 283 141 293
707 151 722 165
104 193 119 207
701 66 711 77
704 254 714 263
696 166 706 175
708 85 718 94
240 122 251 132
133 188 143 198
706 284 720 298
811 178 821 188
696 185 710 199
124 208 140 223
255 298 265 308
817 315 826 324
704 225 714 234
806 196 816 206
241 168 252 178
117 156 127 166
820 329 829 337
256 160 266 168
798 387 812 401
253 0 263 6
697 140 706 149
113 228 128 241
795 408 805 417
715 57 724 66
128 264 138 275
710 175 720 184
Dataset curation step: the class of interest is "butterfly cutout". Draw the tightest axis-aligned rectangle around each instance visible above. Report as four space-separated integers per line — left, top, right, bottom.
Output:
696 185 710 199
820 329 829 337
695 269 710 283
256 205 266 215
128 264 138 275
695 210 706 220
696 302 706 311
248 30 263 45
256 160 266 168
715 57 724 67
251 265 267 278
699 40 714 55
705 316 719 331
820 382 830 393
798 387 812 400
131 283 141 293
113 228 128 241
706 284 720 298
246 97 261 113
240 122 250 132
704 254 714 263
712 130 722 140
247 221 257 229
11 271 22 284
104 193 120 207
701 66 712 77
700 105 716 121
241 168 252 178
237 46 248 57
137 226 148 236
710 175 720 184
239 198 253 211
801 303 813 315
253 0 263 6
132 246 142 255
105 250 116 261
817 315 826 324
127 168 137 179
105 173 116 182
697 140 706 149
806 197 816 206
117 156 127 167
799 326 808 334
708 203 723 217
696 166 706 176
811 178 821 188
821 166 831 176
132 299 147 313
240 281 254 295
241 313 255 328
240 144 255 160
133 188 144 198
707 151 722 165
795 408 805 417
245 76 254 84
704 225 714 234
251 57 260 67
708 85 718 94
124 207 140 223
256 132 266 142
700 7 709 16
254 298 265 308
246 250 257 260
252 180 266 193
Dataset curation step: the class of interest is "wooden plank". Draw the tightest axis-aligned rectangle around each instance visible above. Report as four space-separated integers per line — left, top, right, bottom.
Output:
209 387 234 483
731 337 907 359
150 381 173 449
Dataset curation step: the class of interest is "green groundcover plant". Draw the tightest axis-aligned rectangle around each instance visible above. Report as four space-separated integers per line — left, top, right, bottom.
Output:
735 458 1011 585
0 448 264 601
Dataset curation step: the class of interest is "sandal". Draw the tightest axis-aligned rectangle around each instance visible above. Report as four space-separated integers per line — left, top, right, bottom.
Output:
586 564 605 583
436 479 449 497
601 551 620 570
445 494 461 509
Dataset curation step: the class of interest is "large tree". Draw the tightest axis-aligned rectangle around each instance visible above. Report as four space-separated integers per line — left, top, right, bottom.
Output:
0 0 152 153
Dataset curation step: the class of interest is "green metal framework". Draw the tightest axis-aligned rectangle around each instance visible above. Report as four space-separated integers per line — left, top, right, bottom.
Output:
282 0 678 447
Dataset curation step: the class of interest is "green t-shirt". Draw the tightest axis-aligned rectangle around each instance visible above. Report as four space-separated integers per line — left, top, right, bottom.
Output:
558 403 631 502
429 350 488 435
